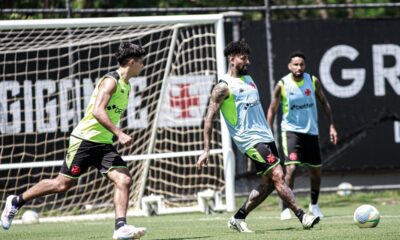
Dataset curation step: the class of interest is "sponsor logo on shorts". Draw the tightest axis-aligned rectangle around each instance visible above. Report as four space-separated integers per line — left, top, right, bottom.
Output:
266 153 276 164
71 165 81 176
289 152 298 161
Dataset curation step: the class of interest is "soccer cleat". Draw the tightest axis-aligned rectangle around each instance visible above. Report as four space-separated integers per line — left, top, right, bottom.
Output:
112 224 146 239
1 195 19 230
227 216 253 233
301 213 320 229
280 208 292 220
309 203 324 219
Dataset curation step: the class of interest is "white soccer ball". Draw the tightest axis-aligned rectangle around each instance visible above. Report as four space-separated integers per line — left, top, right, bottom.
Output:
22 210 39 224
353 204 380 228
336 182 353 197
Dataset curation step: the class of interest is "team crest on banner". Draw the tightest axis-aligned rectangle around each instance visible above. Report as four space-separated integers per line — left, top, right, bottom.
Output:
158 75 215 127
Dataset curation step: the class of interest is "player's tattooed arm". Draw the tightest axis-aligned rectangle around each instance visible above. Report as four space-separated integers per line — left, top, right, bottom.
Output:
197 83 229 169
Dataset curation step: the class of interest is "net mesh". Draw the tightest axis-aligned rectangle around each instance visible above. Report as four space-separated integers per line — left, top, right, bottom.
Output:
0 19 225 217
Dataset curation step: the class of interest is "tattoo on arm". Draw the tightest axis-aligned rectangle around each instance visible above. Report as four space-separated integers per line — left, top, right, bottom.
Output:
203 83 229 150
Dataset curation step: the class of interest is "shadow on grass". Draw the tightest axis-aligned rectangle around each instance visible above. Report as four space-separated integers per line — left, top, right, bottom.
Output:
153 237 211 240
255 227 297 233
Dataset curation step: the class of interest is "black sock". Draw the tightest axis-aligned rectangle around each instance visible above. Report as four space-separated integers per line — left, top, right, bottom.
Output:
295 209 305 222
311 190 320 205
115 217 126 230
233 207 248 219
281 200 288 211
12 195 26 209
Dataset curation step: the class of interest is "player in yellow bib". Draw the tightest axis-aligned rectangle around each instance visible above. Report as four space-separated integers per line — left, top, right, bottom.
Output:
2 42 147 239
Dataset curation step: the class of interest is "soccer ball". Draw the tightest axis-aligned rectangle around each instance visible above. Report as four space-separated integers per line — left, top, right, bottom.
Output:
353 204 380 228
336 182 353 197
22 210 39 224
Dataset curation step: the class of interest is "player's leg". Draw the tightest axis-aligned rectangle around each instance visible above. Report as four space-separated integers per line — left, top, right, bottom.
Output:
101 146 146 239
280 164 297 220
309 166 323 218
228 142 278 233
1 175 76 230
280 131 301 220
23 174 76 201
269 164 320 229
228 174 275 232
1 136 89 230
303 134 323 218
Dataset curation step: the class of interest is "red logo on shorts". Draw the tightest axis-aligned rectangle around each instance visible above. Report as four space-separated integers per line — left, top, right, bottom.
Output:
289 152 298 161
71 165 81 176
266 154 276 164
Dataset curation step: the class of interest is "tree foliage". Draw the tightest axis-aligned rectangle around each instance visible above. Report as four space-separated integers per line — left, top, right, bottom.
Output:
1 0 399 20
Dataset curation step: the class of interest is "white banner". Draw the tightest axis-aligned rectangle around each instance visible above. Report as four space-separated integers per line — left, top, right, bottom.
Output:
157 75 214 127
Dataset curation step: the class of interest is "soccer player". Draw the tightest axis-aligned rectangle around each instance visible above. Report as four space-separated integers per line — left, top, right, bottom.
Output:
267 51 338 220
197 41 320 233
1 42 147 239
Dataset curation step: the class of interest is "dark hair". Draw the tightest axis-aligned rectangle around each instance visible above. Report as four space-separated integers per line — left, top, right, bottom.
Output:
288 51 306 63
224 40 251 57
114 42 146 66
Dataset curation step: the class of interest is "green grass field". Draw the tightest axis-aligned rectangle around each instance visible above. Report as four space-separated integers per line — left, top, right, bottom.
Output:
1 191 399 240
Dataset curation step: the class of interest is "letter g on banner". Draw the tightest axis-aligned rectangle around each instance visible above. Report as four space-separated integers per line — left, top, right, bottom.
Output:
319 45 365 98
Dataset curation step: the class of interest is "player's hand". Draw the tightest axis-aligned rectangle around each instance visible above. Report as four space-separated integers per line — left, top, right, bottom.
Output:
197 150 210 169
329 125 338 145
117 132 133 146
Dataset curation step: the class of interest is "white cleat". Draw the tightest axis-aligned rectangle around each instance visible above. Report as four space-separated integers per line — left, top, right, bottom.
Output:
280 208 292 220
112 224 146 239
309 203 324 219
227 216 253 233
301 213 320 229
1 195 19 230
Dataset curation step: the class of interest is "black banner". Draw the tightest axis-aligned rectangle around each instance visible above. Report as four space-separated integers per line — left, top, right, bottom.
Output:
241 18 400 172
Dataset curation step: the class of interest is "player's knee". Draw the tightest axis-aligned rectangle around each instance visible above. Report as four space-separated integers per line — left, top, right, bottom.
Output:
54 180 73 193
117 175 133 188
271 169 285 187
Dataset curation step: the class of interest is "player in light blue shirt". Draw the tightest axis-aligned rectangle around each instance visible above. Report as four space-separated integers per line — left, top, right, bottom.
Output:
197 41 320 233
268 51 338 220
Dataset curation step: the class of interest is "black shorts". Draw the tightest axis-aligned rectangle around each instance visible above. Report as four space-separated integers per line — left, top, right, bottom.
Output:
282 131 322 167
245 142 281 175
60 136 127 178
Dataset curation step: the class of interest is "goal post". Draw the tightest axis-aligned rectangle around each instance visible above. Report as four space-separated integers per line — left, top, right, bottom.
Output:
0 14 235 221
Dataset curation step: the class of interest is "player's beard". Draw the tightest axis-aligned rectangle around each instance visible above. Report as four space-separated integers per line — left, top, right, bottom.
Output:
238 65 248 76
293 71 303 78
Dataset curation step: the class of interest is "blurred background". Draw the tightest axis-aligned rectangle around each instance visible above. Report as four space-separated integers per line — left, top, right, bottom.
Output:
1 0 399 196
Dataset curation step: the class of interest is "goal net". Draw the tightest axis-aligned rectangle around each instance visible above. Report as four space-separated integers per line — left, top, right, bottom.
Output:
0 14 234 220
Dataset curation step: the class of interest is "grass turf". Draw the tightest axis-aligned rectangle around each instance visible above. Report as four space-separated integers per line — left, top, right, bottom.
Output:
1 191 399 240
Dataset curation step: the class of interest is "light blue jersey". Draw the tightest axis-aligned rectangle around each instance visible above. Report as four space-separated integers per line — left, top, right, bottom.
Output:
219 74 274 153
280 72 319 135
